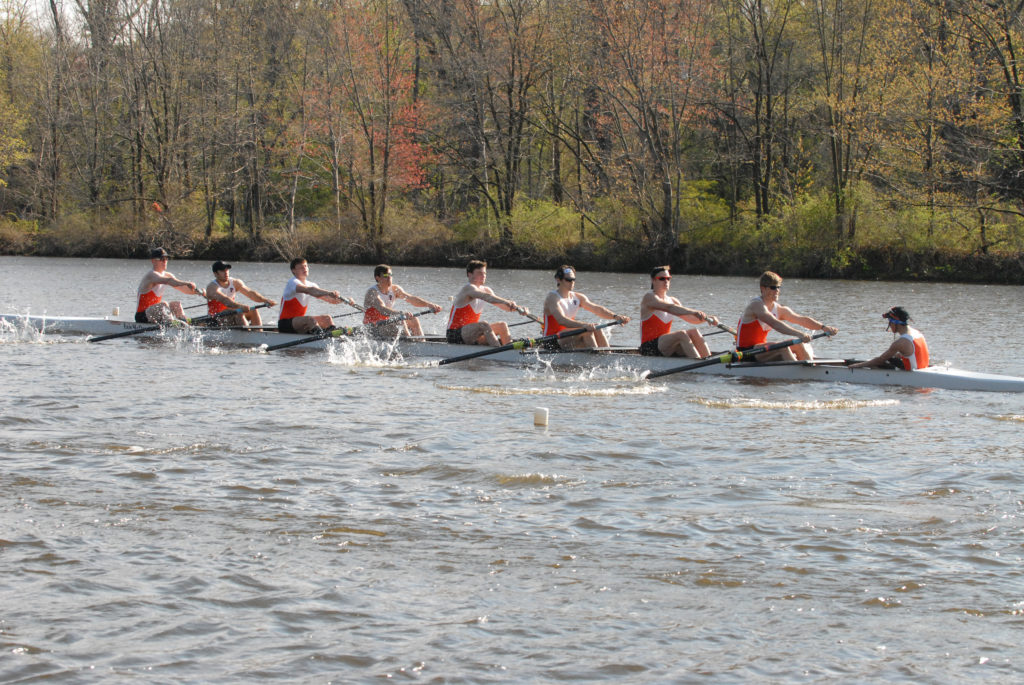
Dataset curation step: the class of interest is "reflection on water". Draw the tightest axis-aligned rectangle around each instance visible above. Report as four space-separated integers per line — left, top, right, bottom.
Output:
2 257 1024 681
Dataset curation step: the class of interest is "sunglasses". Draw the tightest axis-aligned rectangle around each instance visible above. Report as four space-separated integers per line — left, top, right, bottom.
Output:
766 285 780 290
379 273 393 278
562 277 575 282
655 276 671 281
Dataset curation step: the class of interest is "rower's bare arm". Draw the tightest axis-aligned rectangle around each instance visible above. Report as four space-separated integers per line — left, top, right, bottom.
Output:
651 298 704 325
580 294 629 324
400 288 441 312
757 308 808 340
778 306 837 335
205 283 247 310
235 279 274 305
365 291 397 316
849 339 907 368
474 288 517 311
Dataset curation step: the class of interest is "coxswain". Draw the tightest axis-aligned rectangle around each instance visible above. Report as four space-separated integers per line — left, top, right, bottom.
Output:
446 260 527 346
639 265 717 358
363 264 442 338
205 260 276 327
278 258 352 334
135 247 204 324
849 306 929 369
542 265 629 349
735 271 838 361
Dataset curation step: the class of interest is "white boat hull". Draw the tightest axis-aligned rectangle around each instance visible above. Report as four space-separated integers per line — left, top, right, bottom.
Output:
5 313 1024 392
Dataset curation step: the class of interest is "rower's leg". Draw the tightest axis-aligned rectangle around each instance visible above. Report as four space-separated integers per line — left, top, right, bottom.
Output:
145 303 176 324
593 328 609 347
169 301 186 320
688 329 711 358
491 322 511 345
244 308 263 326
662 331 699 358
407 318 424 337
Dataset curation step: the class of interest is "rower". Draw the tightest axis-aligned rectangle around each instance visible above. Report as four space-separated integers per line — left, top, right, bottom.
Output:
135 247 204 324
363 264 442 338
736 271 838 361
639 265 716 358
542 265 629 349
446 259 527 346
849 306 929 370
278 258 352 334
205 260 277 327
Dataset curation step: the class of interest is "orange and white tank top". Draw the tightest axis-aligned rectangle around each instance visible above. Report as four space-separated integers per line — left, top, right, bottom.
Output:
363 285 395 324
207 279 237 315
641 310 674 344
447 298 484 330
542 291 581 336
899 327 929 370
279 276 316 320
136 280 166 313
736 297 777 348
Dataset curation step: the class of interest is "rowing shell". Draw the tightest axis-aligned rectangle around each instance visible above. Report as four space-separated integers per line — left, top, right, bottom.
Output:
4 314 1024 393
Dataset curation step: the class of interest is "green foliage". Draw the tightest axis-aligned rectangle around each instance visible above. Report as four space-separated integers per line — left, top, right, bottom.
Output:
0 217 37 254
507 199 584 256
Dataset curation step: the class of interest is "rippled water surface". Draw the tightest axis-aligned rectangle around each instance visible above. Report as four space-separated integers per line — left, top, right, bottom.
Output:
2 257 1023 682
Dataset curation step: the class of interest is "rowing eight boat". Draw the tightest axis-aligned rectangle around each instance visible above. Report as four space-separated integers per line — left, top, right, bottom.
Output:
4 313 1024 392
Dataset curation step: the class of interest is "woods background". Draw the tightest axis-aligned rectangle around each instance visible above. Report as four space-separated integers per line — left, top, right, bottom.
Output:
3 0 1024 282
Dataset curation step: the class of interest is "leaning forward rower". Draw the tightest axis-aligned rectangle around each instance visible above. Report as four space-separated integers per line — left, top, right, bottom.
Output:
135 247 204 324
278 258 352 334
363 264 441 338
639 265 716 358
205 260 276 327
446 259 526 347
542 265 628 349
735 271 838 362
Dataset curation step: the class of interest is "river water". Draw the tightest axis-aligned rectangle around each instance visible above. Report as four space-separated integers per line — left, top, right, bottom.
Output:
1 256 1022 682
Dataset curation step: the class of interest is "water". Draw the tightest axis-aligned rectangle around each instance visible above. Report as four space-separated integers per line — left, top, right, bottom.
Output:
2 256 1023 682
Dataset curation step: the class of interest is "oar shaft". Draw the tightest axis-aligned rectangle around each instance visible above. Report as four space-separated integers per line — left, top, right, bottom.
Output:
438 320 620 365
87 302 270 342
645 331 831 379
263 308 434 351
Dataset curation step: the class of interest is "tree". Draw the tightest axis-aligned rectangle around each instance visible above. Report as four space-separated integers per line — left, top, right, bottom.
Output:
580 0 718 258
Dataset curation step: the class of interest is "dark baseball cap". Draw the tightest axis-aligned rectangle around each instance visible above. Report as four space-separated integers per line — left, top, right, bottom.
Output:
212 260 232 272
150 247 169 259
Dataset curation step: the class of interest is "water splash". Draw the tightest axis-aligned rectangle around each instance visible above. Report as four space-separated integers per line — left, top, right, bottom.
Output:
325 335 405 368
0 313 51 345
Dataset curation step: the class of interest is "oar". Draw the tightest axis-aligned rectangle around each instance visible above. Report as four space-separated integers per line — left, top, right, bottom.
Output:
708 319 737 336
515 306 543 327
263 309 434 351
437 320 622 366
643 331 832 380
88 303 271 342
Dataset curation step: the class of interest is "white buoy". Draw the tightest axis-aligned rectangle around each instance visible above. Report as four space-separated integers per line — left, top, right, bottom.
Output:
111 306 119 317
534 407 549 426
